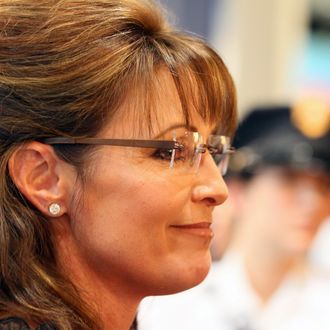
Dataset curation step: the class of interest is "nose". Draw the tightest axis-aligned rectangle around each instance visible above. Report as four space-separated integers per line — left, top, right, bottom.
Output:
191 153 228 207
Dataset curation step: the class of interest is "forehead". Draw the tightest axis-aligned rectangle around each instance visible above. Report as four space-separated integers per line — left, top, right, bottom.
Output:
100 68 213 138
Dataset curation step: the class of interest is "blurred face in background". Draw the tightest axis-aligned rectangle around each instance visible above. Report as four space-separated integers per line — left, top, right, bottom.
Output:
238 167 330 257
211 177 242 260
210 200 234 261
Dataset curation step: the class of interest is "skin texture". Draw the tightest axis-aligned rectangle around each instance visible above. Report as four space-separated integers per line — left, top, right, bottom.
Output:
8 71 228 328
65 71 227 292
64 72 227 327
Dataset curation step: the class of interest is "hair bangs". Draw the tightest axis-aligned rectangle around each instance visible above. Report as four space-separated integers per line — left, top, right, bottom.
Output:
118 34 237 138
168 38 237 137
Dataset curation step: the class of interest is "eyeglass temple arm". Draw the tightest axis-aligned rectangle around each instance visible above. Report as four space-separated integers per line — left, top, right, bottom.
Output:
42 137 181 149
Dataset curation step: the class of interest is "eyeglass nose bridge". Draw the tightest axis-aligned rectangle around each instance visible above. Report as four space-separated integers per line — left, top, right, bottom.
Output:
194 143 235 175
194 143 222 168
196 143 208 154
189 143 208 171
207 146 221 155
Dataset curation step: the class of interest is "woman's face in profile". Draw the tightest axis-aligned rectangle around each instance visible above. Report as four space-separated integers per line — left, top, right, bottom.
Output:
67 71 228 296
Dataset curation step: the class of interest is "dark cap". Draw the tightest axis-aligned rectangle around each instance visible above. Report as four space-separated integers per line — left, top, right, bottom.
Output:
229 106 330 175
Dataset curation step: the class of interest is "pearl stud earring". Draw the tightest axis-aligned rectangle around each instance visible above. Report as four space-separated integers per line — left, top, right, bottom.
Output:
48 203 61 216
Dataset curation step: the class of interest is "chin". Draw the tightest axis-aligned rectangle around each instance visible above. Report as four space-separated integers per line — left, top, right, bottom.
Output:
293 231 315 250
153 252 212 296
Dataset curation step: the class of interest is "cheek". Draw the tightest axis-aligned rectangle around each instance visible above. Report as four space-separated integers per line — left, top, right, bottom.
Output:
243 183 294 239
69 162 211 294
314 195 330 223
71 164 189 267
76 172 171 244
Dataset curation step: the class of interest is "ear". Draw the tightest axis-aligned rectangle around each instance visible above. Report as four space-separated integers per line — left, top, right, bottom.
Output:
8 142 76 218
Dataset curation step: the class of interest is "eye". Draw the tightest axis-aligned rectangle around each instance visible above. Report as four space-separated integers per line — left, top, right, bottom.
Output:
152 148 174 161
152 147 187 162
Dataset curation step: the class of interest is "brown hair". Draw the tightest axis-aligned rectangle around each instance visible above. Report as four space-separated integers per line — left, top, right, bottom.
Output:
0 0 236 328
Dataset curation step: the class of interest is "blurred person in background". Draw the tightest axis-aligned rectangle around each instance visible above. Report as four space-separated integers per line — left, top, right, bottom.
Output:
209 185 238 261
138 107 330 330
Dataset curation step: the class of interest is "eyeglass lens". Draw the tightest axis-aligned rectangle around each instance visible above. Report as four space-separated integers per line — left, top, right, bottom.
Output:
169 131 231 175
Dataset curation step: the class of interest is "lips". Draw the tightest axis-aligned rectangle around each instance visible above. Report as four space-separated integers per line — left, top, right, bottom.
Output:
170 222 214 238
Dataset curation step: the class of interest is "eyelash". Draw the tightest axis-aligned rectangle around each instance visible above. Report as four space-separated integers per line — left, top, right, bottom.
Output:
152 148 186 162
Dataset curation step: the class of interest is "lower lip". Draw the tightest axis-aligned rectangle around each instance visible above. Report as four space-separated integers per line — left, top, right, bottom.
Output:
170 224 214 238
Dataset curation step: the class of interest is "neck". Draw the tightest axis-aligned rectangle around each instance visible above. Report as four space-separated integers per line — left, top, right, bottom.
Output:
82 274 139 330
52 219 140 330
244 248 295 303
231 232 305 304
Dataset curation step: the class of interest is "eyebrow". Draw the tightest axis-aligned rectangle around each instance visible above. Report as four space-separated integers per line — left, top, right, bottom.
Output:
154 124 198 139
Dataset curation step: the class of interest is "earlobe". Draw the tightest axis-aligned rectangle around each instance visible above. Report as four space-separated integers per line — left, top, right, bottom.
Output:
8 142 70 217
48 202 62 217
